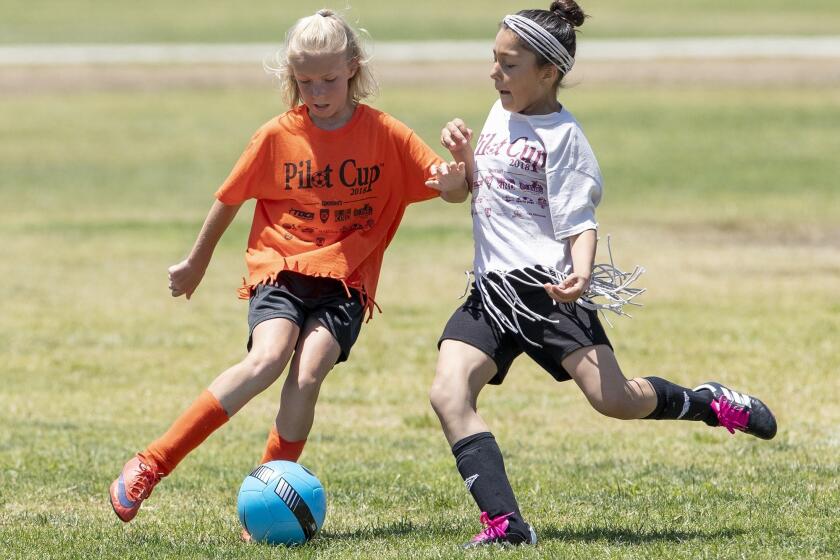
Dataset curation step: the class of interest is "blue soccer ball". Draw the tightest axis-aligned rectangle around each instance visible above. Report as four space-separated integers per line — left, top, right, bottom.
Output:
237 460 327 545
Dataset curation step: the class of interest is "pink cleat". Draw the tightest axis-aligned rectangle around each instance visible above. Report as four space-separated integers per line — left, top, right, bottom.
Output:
462 512 537 548
695 382 777 440
109 455 163 522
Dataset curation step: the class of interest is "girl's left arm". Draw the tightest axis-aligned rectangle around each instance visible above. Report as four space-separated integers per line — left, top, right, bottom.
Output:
544 228 596 303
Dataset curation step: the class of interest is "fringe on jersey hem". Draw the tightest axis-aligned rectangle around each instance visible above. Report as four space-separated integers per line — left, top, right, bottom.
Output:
236 268 382 322
471 237 646 347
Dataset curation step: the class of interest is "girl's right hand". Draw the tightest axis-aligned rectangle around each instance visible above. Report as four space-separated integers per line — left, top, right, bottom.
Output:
440 118 473 155
168 258 206 299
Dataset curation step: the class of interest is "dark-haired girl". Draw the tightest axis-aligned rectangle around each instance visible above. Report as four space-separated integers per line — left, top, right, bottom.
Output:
429 0 777 547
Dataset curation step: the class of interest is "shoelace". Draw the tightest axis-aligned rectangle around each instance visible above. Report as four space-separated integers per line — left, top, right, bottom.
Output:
471 512 513 543
127 463 161 501
711 396 750 434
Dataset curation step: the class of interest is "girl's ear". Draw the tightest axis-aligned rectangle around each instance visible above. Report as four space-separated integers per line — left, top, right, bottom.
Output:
348 58 360 79
541 64 559 85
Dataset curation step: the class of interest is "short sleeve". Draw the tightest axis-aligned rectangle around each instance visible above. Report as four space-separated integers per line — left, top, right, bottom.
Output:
547 168 601 240
214 126 275 204
401 131 444 205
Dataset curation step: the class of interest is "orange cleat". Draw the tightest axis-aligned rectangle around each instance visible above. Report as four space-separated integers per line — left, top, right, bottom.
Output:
109 455 163 522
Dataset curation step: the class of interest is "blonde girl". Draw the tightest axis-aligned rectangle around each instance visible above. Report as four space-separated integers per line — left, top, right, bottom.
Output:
109 9 468 537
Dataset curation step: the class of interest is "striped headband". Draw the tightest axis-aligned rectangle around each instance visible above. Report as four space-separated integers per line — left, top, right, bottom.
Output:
503 14 575 75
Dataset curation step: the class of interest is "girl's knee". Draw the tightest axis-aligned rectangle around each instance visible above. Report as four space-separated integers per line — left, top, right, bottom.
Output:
242 348 289 383
428 378 451 413
284 370 325 401
429 365 469 416
588 389 640 420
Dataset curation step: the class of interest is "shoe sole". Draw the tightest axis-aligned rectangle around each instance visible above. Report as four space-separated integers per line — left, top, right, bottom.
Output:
462 525 537 549
108 480 136 523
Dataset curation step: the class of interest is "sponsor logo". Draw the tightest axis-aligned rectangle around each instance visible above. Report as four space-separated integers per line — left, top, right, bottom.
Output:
319 209 330 223
290 208 314 221
353 204 373 218
521 180 545 194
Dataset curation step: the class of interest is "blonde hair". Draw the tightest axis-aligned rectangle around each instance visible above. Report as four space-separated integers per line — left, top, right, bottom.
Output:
266 9 378 108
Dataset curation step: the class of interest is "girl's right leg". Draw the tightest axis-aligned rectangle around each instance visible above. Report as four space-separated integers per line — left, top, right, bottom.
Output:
430 340 535 547
109 318 300 522
430 340 497 446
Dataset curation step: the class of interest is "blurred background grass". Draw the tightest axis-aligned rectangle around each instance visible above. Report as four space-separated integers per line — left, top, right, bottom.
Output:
1 1 838 558
2 0 840 42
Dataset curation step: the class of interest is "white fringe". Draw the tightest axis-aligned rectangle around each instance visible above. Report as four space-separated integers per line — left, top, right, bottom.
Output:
464 237 646 345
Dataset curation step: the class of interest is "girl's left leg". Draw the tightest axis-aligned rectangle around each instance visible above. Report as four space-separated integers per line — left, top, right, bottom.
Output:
259 316 342 464
240 317 341 542
562 345 777 438
561 344 659 420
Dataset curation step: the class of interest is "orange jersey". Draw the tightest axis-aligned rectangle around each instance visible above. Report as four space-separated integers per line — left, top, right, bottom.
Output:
215 104 443 316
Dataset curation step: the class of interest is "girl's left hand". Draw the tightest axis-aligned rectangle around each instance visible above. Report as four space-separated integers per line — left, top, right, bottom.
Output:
544 273 590 303
425 161 467 193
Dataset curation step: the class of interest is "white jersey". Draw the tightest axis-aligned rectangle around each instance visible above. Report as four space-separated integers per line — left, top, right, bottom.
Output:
470 100 603 275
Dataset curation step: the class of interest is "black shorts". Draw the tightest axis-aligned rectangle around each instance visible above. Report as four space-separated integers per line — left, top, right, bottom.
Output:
438 278 612 385
247 271 365 363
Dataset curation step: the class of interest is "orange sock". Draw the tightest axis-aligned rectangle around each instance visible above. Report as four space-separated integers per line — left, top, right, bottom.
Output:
259 425 306 464
143 389 229 475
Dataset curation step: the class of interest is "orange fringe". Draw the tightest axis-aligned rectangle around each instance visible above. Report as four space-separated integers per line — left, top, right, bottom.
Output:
236 269 383 321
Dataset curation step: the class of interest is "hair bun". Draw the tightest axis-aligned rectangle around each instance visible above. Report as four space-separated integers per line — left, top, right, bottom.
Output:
549 0 586 28
316 8 334 17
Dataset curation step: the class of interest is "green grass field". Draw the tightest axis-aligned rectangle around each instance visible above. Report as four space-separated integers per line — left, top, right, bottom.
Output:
3 0 840 43
1 79 839 559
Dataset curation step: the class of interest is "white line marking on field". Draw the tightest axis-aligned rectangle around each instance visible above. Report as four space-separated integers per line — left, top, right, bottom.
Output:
1 37 840 65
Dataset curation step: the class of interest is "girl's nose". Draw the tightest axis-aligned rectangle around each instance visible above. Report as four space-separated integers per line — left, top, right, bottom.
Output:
489 62 501 80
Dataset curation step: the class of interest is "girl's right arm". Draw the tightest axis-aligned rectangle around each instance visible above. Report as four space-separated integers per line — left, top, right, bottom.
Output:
441 118 476 189
168 200 242 299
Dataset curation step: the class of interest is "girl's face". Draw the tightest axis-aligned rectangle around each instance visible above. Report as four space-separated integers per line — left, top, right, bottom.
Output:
291 51 358 129
490 28 559 116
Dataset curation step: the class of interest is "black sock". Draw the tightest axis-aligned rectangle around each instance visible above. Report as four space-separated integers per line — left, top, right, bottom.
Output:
644 376 718 425
452 432 529 542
